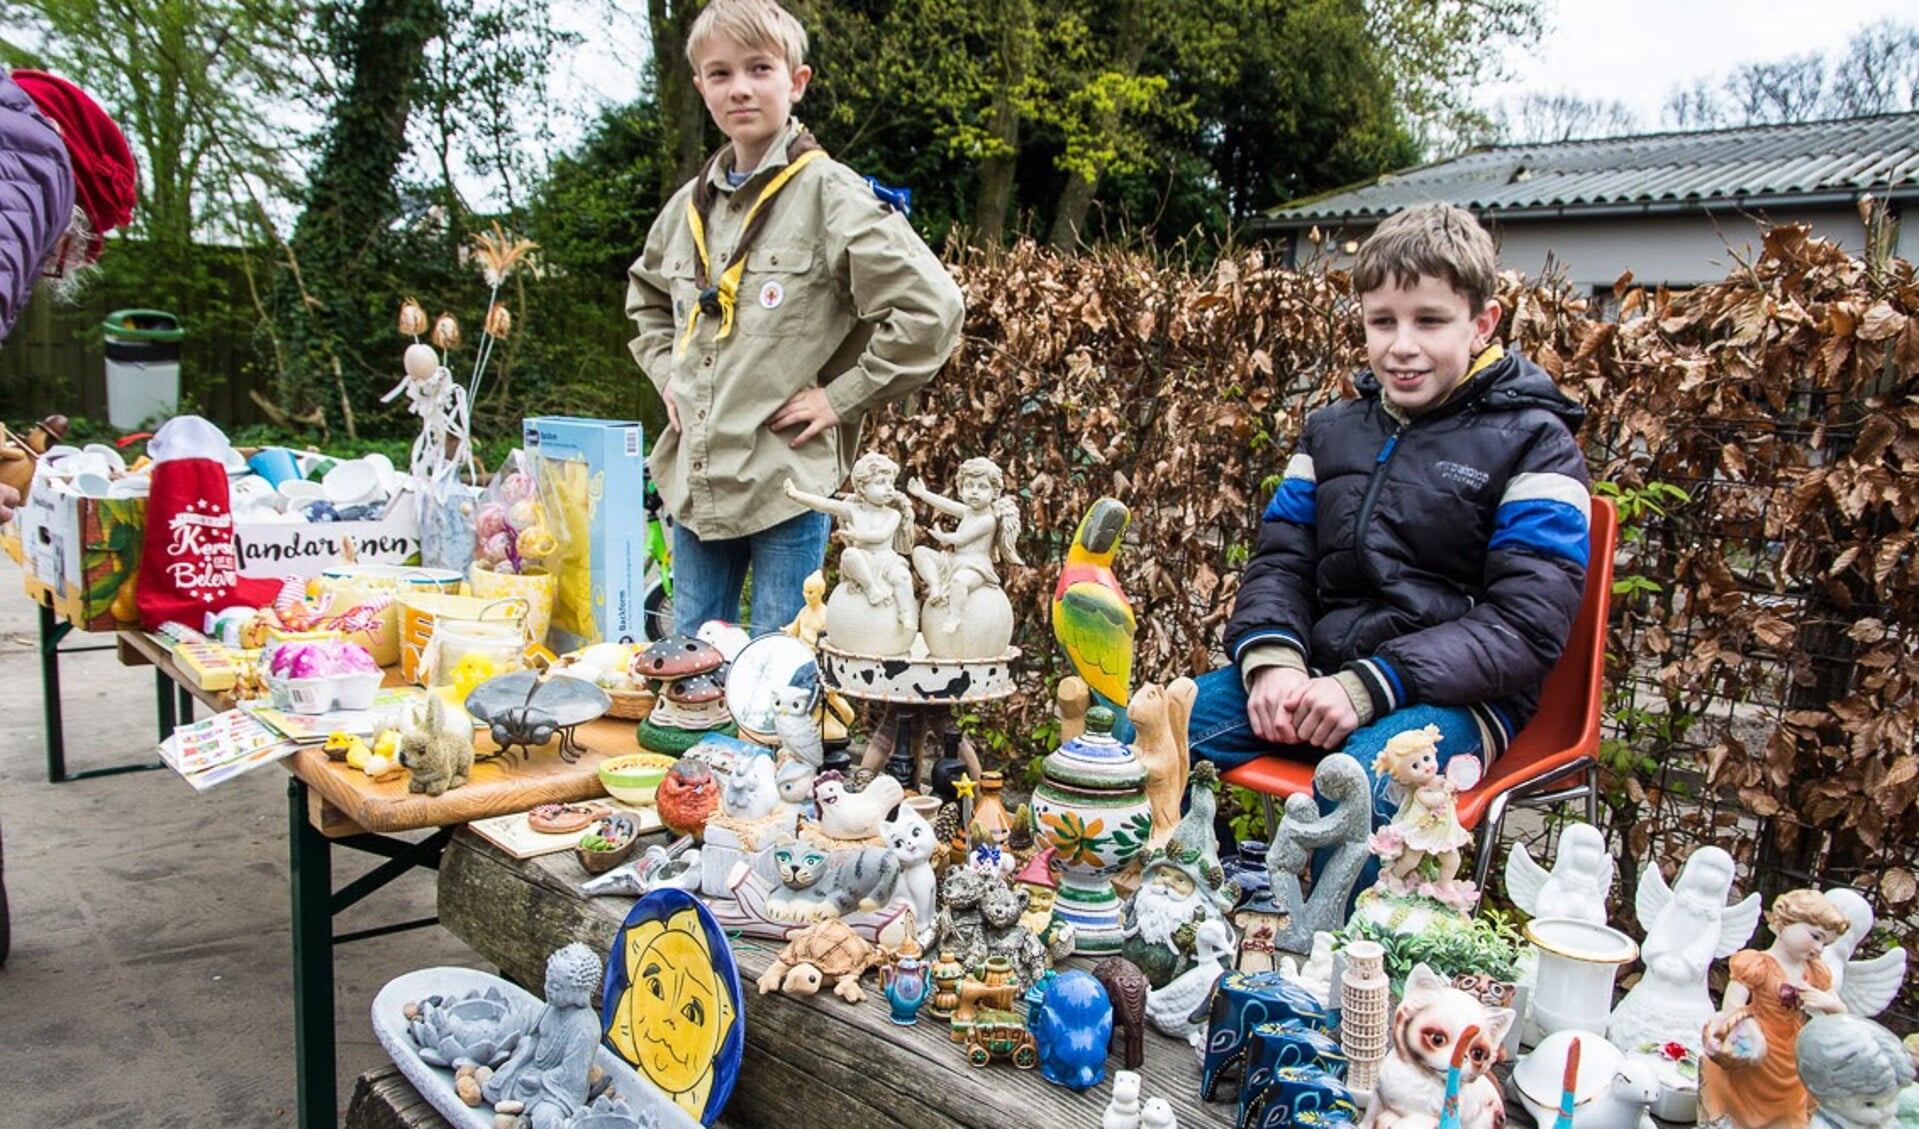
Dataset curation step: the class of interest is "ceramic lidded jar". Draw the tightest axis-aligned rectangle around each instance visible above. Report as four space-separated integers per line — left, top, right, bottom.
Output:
1031 705 1152 954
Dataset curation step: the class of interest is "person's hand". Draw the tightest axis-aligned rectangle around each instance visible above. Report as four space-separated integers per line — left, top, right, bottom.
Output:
1285 675 1360 749
1246 666 1309 744
661 375 682 433
907 476 928 498
766 386 840 447
0 482 19 524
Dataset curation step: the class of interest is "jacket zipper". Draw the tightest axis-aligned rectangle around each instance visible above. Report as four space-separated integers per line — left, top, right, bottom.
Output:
1339 422 1405 655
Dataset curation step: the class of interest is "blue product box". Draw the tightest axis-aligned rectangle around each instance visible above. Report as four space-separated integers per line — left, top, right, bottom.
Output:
522 416 647 651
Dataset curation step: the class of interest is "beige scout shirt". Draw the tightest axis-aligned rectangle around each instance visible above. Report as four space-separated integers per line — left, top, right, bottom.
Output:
626 123 966 540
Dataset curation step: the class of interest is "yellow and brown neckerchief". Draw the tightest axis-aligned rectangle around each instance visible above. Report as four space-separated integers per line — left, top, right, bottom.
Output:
678 130 826 355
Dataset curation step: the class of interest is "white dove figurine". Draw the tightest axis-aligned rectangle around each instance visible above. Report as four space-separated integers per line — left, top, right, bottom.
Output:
1606 845 1761 1057
1823 887 1909 1018
1505 821 1614 925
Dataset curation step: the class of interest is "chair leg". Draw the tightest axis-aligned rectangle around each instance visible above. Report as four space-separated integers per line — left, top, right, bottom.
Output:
1474 790 1513 892
1584 764 1598 824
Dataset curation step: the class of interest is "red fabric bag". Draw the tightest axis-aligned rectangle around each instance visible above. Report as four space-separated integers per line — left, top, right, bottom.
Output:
136 457 278 629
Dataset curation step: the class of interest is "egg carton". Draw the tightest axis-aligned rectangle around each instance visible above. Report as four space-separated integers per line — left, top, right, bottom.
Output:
265 670 384 714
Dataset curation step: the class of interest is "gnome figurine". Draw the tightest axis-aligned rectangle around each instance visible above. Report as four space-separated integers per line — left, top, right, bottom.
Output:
1119 763 1236 988
1014 847 1078 961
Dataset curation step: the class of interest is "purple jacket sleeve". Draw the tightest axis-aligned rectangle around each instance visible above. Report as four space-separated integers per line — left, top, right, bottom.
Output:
0 73 74 341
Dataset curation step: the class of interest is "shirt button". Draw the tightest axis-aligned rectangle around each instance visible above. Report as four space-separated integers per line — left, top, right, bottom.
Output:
693 460 704 471
701 355 713 367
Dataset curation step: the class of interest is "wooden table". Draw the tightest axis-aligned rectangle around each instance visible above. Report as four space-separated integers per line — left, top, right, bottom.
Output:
114 631 636 1129
430 829 1230 1129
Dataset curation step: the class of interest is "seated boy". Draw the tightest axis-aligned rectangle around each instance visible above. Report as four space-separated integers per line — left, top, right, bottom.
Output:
626 0 965 634
1189 202 1592 839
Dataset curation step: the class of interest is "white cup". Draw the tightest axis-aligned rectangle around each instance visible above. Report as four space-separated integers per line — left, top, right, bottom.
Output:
323 459 381 505
107 476 151 498
278 479 325 502
83 443 128 473
72 471 113 497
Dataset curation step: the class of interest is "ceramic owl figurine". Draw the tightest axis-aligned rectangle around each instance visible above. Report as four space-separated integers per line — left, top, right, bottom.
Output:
771 681 824 769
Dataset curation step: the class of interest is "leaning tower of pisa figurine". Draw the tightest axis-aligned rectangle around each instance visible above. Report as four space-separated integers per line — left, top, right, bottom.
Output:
1341 940 1391 1098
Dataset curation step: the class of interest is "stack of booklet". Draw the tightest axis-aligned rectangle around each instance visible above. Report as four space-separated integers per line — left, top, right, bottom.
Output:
159 687 435 792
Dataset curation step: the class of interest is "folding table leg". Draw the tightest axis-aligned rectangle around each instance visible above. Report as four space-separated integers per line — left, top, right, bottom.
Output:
289 777 337 1129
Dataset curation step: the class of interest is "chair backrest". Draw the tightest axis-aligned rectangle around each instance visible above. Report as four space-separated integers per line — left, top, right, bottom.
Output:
1459 495 1618 819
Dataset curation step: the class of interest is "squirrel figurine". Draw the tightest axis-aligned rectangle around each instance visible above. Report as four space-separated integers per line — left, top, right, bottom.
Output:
397 694 475 796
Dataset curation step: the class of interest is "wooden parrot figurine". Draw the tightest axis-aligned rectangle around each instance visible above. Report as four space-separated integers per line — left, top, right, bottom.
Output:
1053 498 1136 720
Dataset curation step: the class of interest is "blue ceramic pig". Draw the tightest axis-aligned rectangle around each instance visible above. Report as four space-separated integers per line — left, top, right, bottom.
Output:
1200 970 1331 1101
1031 970 1112 1091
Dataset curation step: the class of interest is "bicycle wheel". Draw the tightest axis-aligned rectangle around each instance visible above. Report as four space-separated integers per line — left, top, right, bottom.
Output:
642 581 674 642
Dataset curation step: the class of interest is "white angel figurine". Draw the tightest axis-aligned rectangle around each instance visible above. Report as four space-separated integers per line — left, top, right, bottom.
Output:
1822 887 1910 1019
906 457 1024 660
1504 821 1614 925
1606 845 1762 1057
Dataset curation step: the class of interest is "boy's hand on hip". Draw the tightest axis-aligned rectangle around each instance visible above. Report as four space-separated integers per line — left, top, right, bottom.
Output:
1246 666 1308 745
661 376 683 433
1284 676 1358 750
767 387 840 448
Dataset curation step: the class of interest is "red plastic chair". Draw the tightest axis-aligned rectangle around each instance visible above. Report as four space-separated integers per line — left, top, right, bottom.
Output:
1222 496 1618 890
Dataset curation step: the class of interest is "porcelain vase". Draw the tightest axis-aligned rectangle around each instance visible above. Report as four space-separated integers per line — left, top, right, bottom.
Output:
881 957 930 1026
1522 915 1639 1047
1030 706 1151 954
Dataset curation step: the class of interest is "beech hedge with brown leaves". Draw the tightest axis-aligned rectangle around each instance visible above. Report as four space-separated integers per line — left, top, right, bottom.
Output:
866 229 1919 921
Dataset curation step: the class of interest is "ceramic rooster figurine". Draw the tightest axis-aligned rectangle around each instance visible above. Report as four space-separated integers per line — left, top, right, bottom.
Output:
1053 498 1136 721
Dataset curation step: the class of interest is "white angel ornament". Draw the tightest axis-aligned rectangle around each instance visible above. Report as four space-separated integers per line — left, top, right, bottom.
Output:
1504 821 1614 925
907 456 1024 660
1822 887 1909 1018
1605 844 1762 1057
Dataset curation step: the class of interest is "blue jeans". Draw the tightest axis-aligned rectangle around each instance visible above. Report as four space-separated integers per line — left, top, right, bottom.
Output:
1187 664 1487 891
671 511 831 635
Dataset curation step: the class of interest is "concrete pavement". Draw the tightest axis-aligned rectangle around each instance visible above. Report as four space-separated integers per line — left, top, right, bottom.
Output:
0 565 488 1127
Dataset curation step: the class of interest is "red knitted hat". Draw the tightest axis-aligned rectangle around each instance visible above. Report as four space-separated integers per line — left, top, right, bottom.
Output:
12 69 136 262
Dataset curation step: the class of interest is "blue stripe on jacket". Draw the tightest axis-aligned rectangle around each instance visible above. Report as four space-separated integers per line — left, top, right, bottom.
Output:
1262 478 1316 524
1489 498 1590 567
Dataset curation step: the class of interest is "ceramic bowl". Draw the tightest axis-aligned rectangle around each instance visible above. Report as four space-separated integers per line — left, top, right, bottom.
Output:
323 459 382 505
574 814 642 874
598 752 676 804
83 442 127 472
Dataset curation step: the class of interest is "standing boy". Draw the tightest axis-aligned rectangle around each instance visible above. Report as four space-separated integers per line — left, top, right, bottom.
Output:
626 0 965 633
1189 203 1592 835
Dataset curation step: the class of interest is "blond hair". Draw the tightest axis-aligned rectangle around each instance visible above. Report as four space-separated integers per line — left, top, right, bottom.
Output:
686 0 808 71
1767 889 1850 937
1353 203 1498 311
1372 723 1442 780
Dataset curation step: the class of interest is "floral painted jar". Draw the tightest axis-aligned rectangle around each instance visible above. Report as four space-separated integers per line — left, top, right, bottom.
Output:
1032 706 1151 954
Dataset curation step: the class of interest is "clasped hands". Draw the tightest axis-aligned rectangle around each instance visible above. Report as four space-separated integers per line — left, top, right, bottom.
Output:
1246 666 1359 750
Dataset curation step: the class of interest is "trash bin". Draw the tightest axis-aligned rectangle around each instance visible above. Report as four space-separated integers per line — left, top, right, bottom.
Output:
102 309 184 429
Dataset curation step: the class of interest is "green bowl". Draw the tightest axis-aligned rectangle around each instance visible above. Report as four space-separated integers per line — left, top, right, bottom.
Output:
598 752 675 804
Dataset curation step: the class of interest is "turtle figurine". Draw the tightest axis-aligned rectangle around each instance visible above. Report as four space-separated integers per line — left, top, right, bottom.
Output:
756 918 883 1004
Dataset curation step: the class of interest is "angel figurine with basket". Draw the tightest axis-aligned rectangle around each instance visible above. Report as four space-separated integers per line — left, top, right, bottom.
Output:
1367 724 1480 905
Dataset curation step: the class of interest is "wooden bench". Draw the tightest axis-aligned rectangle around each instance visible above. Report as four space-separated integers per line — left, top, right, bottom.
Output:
432 828 1226 1128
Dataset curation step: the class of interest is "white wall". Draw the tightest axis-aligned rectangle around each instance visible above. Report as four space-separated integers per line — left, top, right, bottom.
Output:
1285 205 1875 292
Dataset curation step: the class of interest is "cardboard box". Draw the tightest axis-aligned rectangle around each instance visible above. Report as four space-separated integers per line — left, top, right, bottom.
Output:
522 416 646 651
19 470 422 633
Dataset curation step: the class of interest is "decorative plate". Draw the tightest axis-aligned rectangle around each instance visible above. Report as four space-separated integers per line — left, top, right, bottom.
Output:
601 888 745 1126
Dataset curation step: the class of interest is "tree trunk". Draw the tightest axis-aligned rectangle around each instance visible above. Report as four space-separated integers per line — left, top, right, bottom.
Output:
1046 0 1151 253
276 0 445 431
971 0 1033 244
650 0 709 195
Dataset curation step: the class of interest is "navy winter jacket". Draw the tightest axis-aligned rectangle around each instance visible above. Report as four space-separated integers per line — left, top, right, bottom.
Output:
1223 349 1592 754
0 72 72 339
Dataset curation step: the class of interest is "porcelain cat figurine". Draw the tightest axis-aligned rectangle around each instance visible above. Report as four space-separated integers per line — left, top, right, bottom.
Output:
770 681 824 768
765 840 902 922
397 694 474 796
1360 962 1512 1129
884 805 939 930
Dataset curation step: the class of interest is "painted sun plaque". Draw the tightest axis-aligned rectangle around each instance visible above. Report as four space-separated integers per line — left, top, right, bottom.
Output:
601 888 745 1125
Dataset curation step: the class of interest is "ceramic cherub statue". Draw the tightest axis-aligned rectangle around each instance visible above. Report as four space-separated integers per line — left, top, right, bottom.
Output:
1504 820 1614 925
785 453 918 653
480 943 603 1128
1700 889 1853 1129
1797 1014 1914 1129
1368 725 1479 906
906 457 1023 659
1606 844 1762 1058
1822 887 1910 1019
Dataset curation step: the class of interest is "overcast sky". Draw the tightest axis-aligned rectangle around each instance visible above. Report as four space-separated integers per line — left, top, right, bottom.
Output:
1484 0 1918 129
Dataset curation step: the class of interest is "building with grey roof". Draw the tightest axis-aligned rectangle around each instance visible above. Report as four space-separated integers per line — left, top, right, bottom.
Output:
1255 112 1919 295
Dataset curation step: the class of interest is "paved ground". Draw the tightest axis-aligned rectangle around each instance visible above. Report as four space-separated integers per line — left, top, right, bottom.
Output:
0 566 488 1127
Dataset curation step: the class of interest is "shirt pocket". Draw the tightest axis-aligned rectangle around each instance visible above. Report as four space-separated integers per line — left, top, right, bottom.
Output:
736 242 817 338
663 254 701 337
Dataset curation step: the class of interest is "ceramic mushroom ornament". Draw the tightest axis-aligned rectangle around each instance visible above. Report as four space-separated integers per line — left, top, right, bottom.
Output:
633 634 734 754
